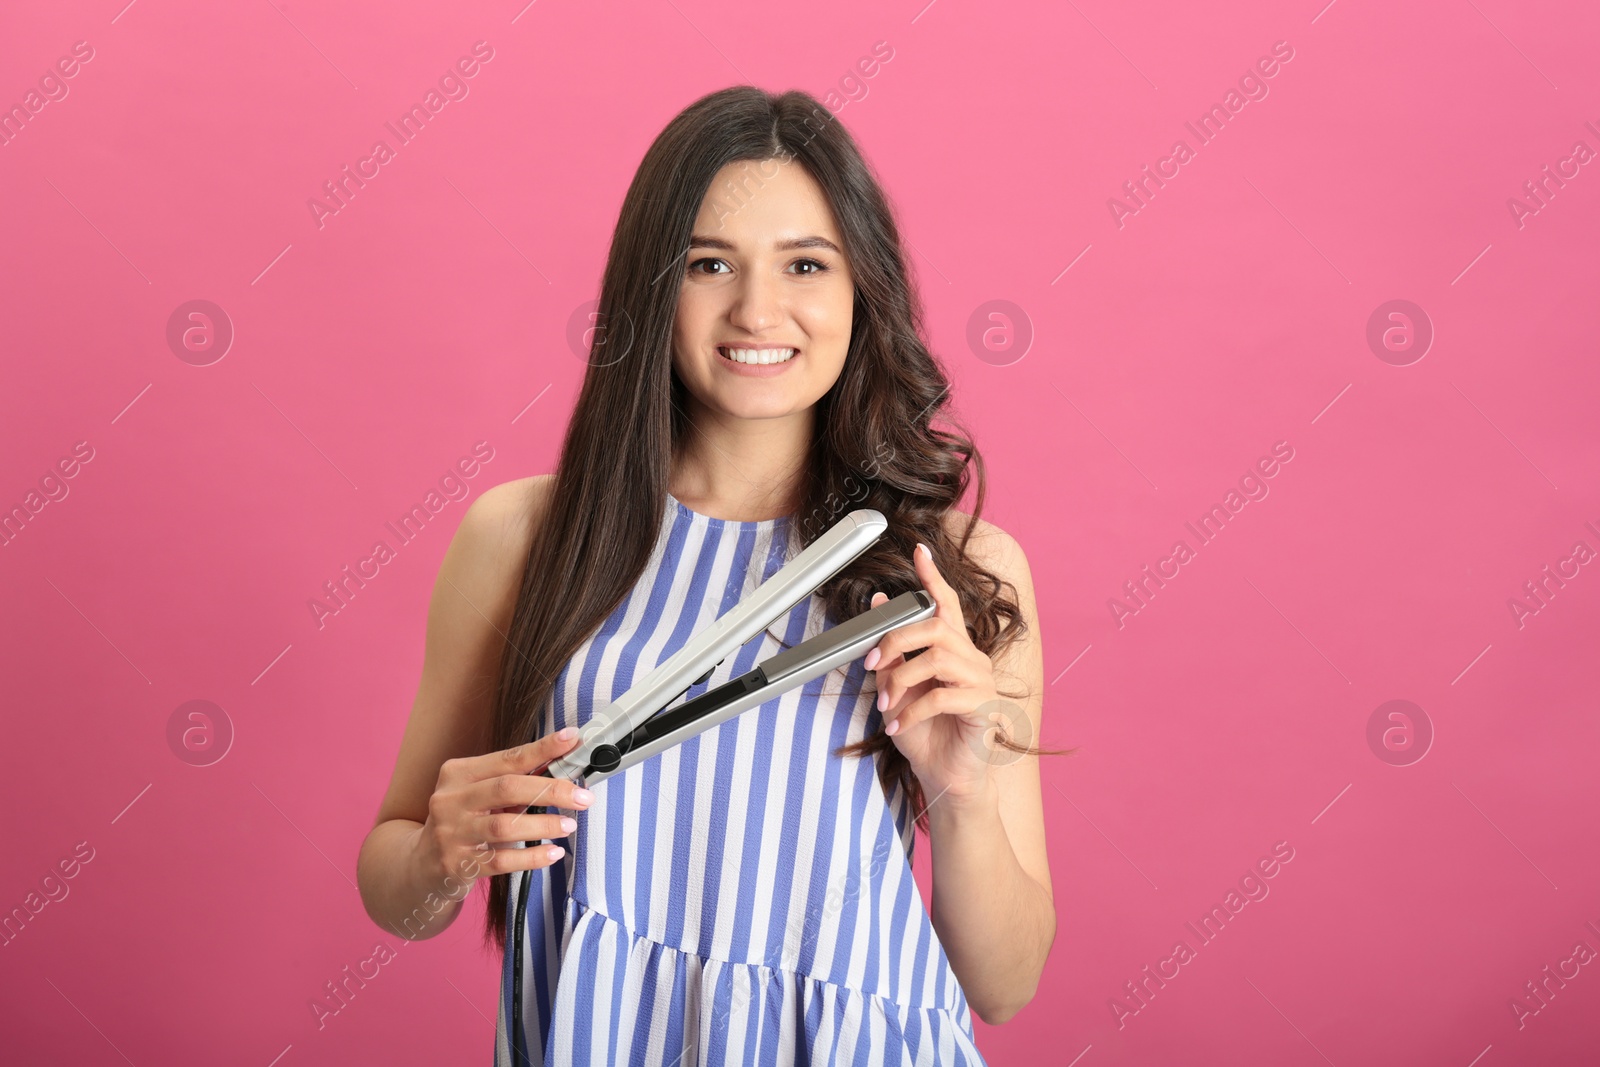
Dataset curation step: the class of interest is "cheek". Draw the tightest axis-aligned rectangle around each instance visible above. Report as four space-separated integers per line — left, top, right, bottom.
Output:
672 294 715 357
797 288 854 347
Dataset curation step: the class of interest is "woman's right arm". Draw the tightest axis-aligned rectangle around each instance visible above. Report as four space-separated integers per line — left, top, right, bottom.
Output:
355 475 594 941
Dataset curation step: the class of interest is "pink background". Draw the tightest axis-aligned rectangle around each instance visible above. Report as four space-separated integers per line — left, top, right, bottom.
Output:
3 0 1598 1063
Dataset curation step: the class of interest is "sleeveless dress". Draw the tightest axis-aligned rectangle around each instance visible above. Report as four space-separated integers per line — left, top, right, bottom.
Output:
494 492 987 1066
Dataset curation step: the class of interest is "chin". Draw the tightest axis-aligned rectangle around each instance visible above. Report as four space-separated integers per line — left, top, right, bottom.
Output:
716 398 803 420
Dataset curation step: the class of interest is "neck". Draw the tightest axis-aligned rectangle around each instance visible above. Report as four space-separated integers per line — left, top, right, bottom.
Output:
670 400 814 523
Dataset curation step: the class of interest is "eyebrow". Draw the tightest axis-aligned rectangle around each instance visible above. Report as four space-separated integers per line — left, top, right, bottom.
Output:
688 234 843 255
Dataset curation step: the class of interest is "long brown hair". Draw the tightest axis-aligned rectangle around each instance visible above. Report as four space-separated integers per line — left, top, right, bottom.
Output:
484 85 1069 949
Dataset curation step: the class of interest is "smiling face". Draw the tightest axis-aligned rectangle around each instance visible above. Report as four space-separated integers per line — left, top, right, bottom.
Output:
671 158 856 422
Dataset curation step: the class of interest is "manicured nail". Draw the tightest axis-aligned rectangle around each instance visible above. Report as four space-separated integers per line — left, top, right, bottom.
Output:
864 647 881 670
547 846 565 861
877 689 888 712
559 817 577 833
558 726 577 740
572 788 594 806
916 542 929 560
885 719 900 737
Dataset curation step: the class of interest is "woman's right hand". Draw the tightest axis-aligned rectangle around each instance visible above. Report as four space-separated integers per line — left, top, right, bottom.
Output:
416 725 595 889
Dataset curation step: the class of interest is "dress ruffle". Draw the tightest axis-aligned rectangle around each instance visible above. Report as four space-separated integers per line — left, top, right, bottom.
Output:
534 896 986 1067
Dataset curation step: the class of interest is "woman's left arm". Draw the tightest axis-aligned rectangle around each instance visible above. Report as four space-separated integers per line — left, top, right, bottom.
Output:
865 522 1056 1025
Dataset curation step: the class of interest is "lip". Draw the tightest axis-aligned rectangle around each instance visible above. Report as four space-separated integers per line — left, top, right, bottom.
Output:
715 344 800 378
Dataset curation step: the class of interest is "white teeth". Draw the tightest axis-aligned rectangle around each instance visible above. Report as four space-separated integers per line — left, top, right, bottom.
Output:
720 346 797 365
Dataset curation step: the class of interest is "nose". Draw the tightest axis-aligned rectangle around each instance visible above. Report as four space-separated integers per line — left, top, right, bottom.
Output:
726 269 784 335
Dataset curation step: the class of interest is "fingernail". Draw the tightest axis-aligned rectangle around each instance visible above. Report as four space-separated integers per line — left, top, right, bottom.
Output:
877 689 888 712
885 718 900 736
572 788 594 806
547 846 565 861
558 726 577 740
864 647 880 670
916 542 928 560
559 817 577 833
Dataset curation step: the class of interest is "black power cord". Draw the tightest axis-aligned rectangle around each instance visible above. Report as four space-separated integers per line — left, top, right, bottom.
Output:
507 746 624 1061
510 860 533 1065
509 793 554 1067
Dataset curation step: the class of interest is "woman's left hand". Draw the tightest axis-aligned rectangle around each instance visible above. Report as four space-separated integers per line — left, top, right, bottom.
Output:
863 542 1012 807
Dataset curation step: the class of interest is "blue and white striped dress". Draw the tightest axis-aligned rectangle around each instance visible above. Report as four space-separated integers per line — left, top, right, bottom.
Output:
495 492 987 1066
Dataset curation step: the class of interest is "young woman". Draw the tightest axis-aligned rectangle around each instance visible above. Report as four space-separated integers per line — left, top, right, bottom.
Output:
357 86 1060 1066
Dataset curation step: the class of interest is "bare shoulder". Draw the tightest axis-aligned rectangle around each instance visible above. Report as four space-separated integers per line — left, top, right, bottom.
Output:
941 508 1031 590
461 474 555 549
432 474 555 624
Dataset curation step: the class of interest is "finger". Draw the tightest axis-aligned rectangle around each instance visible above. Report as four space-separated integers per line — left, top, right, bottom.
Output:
477 810 578 846
885 684 966 737
469 772 596 815
870 617 950 670
510 727 586 775
444 727 584 786
483 840 569 875
879 646 985 711
913 542 966 631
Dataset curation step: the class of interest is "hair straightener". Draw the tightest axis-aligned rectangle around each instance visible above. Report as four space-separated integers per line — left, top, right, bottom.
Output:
507 505 934 1062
